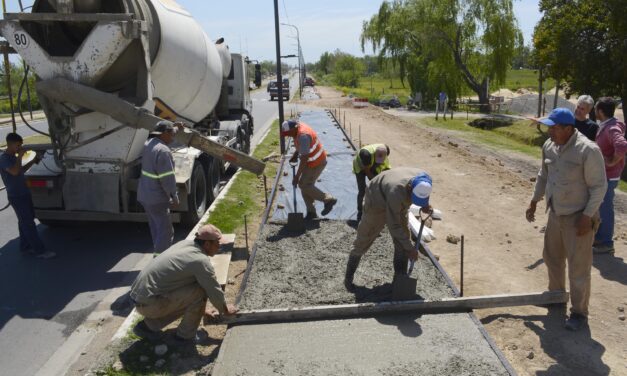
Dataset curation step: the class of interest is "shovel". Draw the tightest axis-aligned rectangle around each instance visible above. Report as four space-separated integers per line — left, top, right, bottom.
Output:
286 161 305 232
392 209 433 301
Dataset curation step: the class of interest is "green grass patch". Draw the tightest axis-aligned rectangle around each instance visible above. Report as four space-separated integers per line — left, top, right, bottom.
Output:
0 134 51 148
420 117 545 159
205 121 281 232
503 69 539 91
619 180 627 193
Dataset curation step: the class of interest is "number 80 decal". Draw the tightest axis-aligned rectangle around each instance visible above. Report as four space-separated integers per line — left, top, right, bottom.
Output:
13 32 30 48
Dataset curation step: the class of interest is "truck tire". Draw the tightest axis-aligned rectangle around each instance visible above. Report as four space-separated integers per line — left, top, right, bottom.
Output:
207 158 221 203
181 162 208 227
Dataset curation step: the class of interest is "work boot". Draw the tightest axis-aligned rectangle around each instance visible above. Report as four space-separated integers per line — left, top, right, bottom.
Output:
305 211 318 220
344 255 361 292
393 256 409 276
356 211 362 223
321 198 337 216
133 320 162 340
564 313 588 331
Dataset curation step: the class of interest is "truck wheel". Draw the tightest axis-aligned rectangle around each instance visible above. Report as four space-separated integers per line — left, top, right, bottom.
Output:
182 163 207 227
207 158 221 203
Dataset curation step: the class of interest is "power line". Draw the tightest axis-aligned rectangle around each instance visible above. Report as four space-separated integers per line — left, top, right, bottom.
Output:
281 0 290 25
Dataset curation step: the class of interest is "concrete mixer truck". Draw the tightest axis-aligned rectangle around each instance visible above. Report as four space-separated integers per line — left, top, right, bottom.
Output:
0 0 266 226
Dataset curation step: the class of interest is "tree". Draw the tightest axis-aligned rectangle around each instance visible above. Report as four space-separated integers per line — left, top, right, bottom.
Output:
317 52 332 75
534 0 626 118
333 53 365 88
362 0 521 112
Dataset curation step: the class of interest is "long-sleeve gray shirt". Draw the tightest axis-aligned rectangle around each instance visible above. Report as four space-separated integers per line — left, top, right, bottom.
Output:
532 130 607 217
366 167 423 253
137 138 178 205
130 239 227 313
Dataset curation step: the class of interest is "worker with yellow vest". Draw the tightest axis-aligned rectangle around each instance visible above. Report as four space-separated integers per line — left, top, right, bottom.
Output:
282 120 337 219
138 121 181 254
353 144 391 222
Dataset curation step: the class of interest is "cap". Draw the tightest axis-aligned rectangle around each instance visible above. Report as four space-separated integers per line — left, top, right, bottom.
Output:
374 145 388 164
281 120 299 136
195 224 225 243
411 172 432 207
150 120 175 135
537 108 575 126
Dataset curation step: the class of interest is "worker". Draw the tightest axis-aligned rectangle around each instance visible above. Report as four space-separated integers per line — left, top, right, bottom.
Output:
282 119 337 219
353 144 391 222
344 167 433 291
130 224 238 341
0 133 55 259
138 121 180 254
526 108 607 331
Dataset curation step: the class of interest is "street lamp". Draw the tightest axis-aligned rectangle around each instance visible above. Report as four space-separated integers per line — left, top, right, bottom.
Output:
281 23 303 98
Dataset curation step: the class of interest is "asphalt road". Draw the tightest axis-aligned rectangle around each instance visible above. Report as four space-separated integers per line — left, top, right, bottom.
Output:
0 79 295 376
0 119 49 143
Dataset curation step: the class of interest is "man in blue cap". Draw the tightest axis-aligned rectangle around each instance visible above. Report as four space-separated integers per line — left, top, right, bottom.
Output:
344 167 432 291
527 108 607 331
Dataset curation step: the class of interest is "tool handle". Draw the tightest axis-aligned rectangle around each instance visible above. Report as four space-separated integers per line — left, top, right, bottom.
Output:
407 209 432 276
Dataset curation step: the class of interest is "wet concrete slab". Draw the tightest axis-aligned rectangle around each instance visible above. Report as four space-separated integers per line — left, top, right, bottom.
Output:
212 313 509 376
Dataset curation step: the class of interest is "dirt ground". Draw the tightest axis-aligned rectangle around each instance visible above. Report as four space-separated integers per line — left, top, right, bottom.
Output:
293 86 627 376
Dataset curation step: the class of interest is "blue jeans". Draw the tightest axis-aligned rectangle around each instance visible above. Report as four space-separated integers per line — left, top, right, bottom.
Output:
9 194 46 254
595 180 618 247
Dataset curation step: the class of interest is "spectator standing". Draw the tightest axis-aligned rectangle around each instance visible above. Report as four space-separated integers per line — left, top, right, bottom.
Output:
593 97 627 254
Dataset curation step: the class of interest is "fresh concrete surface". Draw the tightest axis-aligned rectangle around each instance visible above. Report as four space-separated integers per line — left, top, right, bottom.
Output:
212 313 509 376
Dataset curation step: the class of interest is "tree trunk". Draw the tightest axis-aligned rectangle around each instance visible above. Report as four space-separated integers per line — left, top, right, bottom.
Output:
478 79 490 113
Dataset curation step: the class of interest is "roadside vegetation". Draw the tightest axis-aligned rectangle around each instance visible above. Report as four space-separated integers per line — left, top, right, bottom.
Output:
204 120 280 232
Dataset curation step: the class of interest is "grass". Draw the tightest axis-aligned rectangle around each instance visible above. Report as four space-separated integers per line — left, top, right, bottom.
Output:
503 69 540 91
0 134 51 148
336 76 411 104
204 120 281 232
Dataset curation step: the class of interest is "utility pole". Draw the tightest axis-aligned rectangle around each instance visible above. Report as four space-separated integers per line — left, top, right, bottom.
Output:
274 0 285 154
537 64 551 117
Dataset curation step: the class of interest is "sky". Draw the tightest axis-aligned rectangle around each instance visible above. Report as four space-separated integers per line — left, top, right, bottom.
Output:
177 0 543 63
3 0 542 64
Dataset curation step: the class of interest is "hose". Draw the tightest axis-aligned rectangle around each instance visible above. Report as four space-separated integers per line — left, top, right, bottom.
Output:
17 65 50 137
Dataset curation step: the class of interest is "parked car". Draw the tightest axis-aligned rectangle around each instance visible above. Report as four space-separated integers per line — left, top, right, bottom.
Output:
303 77 315 86
375 94 401 108
267 80 290 101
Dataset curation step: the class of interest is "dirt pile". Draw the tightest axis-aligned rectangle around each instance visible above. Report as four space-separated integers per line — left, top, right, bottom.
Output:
238 221 453 310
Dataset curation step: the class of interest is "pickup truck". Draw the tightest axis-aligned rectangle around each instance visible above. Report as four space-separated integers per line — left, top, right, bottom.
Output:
267 79 290 101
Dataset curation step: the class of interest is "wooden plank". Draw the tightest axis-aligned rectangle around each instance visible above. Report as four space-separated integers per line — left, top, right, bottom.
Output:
210 234 235 286
219 291 568 325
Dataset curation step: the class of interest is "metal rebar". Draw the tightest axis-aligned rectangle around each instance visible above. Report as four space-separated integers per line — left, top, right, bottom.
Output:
263 174 268 207
460 235 465 297
244 215 249 254
359 123 362 148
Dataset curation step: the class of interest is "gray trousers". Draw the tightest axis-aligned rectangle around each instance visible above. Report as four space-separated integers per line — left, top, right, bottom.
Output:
141 201 173 253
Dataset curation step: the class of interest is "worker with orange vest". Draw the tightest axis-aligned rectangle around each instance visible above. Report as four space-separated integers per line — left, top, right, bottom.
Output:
281 120 337 219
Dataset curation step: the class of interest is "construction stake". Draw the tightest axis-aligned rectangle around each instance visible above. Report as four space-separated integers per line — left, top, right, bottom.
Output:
460 235 465 297
244 215 249 254
263 175 268 208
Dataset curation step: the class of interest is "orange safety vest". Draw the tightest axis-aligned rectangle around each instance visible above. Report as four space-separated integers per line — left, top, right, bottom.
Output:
294 123 327 168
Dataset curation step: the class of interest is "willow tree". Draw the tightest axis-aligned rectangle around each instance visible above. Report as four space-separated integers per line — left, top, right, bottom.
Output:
362 0 520 111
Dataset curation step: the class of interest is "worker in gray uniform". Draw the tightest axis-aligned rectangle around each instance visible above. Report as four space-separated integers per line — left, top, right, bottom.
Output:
344 167 433 291
138 121 180 254
130 224 238 341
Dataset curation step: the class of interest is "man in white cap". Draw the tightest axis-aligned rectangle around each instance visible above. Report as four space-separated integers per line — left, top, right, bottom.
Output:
344 167 433 291
281 119 337 219
130 224 238 341
526 108 606 331
353 144 391 222
138 120 181 254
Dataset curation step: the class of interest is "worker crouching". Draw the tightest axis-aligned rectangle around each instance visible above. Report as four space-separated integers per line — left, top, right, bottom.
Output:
130 224 238 341
345 168 433 291
281 120 337 219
